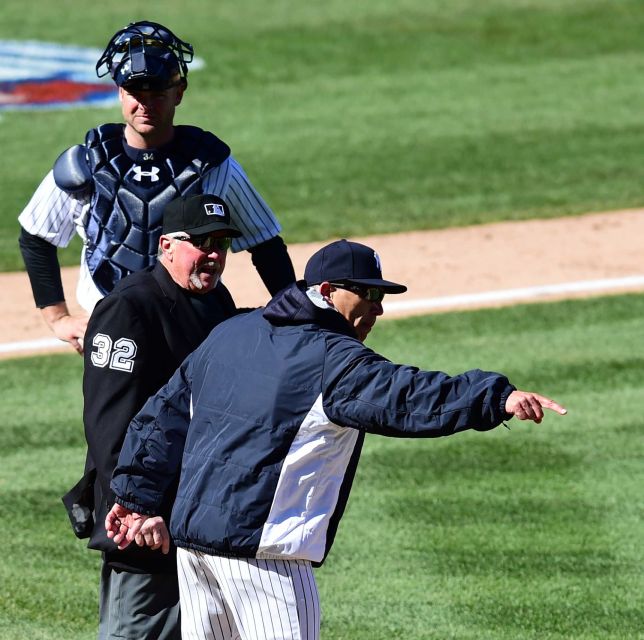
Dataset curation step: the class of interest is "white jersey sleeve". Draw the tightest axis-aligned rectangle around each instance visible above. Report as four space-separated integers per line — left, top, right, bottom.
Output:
18 170 90 247
202 156 282 252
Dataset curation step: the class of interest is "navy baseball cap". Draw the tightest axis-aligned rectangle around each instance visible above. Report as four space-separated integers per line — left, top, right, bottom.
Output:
162 195 242 237
304 239 407 293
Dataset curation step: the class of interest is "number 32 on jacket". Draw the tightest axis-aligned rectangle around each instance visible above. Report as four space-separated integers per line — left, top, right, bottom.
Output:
90 333 138 373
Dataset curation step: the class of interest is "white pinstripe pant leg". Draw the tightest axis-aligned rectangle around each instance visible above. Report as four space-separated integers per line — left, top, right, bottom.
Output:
177 548 320 640
177 548 240 640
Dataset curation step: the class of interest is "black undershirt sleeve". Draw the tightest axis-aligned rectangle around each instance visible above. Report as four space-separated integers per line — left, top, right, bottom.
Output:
18 226 66 308
247 235 296 296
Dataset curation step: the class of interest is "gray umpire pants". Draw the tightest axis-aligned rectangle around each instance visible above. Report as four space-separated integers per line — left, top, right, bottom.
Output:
98 560 181 640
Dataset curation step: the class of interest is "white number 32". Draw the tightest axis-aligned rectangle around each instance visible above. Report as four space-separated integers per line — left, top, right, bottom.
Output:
90 334 138 373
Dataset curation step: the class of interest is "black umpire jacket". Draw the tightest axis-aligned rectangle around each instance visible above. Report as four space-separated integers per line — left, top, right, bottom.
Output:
80 261 238 573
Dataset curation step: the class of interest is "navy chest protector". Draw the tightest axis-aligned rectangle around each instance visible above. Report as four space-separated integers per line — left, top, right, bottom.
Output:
55 124 230 295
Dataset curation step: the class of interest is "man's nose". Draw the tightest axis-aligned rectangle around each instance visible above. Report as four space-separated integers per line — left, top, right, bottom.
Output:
136 96 154 108
206 247 225 259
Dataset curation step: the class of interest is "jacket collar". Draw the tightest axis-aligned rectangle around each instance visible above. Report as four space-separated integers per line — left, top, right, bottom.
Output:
263 281 358 339
151 261 181 305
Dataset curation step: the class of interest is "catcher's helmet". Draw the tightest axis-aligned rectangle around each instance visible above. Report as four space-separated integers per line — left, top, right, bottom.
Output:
96 21 193 90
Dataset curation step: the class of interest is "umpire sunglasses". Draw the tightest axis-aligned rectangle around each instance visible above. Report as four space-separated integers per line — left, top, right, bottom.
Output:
170 233 232 252
330 282 386 303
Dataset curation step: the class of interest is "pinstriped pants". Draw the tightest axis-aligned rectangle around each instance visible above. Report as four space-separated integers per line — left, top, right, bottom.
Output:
177 548 321 640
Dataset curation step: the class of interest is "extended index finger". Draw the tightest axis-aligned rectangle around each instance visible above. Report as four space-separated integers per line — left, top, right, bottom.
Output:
535 394 567 415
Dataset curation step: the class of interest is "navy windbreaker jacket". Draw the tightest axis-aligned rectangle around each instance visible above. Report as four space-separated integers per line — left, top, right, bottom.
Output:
112 282 515 565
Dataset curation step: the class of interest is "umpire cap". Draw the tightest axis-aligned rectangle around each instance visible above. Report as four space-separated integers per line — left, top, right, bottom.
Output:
162 195 242 237
304 239 407 293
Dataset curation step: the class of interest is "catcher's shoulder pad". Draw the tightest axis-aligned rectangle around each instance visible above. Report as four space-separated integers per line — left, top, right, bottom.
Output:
53 144 92 193
174 125 231 168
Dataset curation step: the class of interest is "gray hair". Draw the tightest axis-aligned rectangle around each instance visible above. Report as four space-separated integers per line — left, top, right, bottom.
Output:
158 232 186 257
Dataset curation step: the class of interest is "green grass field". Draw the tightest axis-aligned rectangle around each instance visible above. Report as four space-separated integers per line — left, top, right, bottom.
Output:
1 294 642 639
2 0 644 268
1 1 642 638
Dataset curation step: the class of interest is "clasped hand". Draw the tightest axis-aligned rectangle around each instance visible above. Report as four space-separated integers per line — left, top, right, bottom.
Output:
105 503 170 554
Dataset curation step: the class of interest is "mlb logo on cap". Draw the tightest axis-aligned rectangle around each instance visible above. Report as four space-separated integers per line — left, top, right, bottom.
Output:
205 203 226 217
162 194 242 237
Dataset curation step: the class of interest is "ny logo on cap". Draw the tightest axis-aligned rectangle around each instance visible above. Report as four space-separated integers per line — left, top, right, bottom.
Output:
373 250 382 272
204 203 226 217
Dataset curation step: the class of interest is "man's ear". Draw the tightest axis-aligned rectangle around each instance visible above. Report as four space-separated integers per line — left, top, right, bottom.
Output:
175 83 186 106
159 235 174 259
319 281 334 305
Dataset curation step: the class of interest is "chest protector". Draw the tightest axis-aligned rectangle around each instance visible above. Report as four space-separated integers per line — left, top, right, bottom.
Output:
84 124 230 295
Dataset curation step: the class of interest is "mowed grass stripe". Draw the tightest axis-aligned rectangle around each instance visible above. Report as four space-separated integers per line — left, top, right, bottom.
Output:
0 355 84 454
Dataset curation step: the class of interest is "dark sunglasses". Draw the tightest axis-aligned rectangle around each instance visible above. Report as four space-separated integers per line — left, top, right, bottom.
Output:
330 282 386 303
172 234 232 252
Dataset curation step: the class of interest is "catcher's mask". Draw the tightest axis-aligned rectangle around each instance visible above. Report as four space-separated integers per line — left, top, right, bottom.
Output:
96 21 193 91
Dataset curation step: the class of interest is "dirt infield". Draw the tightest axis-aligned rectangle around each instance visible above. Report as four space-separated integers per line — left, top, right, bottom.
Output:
2 208 643 359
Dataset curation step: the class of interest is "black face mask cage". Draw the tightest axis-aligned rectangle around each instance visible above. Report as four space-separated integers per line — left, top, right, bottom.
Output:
96 21 193 81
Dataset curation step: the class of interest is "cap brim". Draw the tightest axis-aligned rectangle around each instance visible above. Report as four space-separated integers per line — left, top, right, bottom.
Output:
183 222 242 237
344 278 407 294
120 78 183 90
